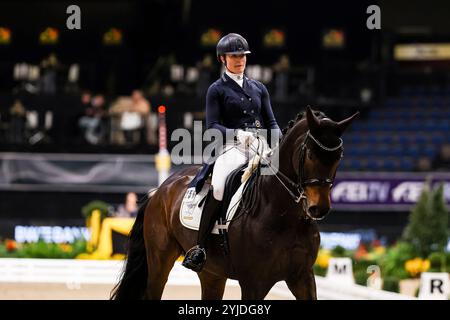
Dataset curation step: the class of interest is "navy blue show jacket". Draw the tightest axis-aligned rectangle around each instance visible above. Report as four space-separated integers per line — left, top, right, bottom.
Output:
206 72 282 140
188 72 282 193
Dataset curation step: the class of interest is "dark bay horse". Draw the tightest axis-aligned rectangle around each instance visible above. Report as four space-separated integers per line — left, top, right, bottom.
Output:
111 106 358 300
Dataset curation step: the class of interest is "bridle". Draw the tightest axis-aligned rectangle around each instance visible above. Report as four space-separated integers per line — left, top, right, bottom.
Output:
259 130 343 219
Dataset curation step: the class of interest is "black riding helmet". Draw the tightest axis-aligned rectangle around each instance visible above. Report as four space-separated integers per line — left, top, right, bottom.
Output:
216 33 251 63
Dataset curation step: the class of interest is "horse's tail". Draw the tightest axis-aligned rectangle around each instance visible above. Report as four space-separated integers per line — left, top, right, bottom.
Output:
110 193 151 300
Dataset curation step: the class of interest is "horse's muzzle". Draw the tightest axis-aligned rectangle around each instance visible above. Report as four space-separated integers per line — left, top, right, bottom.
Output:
307 205 330 220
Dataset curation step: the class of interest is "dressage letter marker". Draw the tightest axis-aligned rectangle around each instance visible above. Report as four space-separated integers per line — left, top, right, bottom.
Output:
326 258 355 285
419 272 449 300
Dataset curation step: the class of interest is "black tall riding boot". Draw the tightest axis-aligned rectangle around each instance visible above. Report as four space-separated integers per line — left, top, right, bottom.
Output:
182 187 222 272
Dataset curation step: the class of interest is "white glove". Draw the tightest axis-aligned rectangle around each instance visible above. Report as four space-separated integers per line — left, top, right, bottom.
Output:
236 129 256 146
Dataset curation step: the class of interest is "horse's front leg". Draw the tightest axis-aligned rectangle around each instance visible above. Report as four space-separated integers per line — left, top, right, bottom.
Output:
285 270 317 300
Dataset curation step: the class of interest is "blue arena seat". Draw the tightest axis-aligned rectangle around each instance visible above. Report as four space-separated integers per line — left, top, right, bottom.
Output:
366 158 379 170
431 135 444 145
404 145 420 157
423 145 436 157
400 158 414 171
383 159 397 171
343 158 361 171
413 135 427 145
344 91 449 171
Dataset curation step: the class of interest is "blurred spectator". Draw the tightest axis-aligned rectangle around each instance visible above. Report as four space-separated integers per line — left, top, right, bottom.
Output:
414 156 432 172
114 192 138 218
131 90 151 114
9 100 26 144
40 53 59 95
65 63 80 94
109 90 151 145
78 93 107 145
432 143 450 171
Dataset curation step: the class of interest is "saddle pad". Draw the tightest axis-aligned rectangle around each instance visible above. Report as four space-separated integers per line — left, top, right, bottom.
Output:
179 182 247 234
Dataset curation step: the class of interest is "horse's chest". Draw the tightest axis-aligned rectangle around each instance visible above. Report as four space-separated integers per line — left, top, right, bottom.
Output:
287 232 320 268
289 245 315 266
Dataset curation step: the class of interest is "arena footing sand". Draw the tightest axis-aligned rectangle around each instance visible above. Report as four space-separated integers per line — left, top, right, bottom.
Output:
0 283 290 300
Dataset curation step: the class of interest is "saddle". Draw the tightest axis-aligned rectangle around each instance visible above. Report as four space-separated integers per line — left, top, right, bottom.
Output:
179 163 248 234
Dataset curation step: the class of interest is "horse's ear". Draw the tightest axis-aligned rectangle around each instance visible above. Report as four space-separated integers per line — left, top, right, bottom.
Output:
337 111 360 134
306 106 320 132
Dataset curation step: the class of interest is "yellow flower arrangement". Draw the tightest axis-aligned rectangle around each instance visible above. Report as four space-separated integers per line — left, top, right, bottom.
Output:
315 249 331 269
405 258 430 277
374 246 386 255
58 243 73 253
365 246 387 261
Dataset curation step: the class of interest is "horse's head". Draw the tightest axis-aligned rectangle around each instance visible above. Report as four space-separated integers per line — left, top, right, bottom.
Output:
288 106 358 220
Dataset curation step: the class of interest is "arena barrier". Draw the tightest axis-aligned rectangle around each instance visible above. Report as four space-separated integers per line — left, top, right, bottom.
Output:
0 258 416 299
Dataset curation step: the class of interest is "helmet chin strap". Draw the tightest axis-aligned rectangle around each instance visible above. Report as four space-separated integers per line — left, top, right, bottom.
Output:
220 56 227 68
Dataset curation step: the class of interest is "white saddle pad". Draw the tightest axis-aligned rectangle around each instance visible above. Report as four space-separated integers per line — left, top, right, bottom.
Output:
179 182 247 234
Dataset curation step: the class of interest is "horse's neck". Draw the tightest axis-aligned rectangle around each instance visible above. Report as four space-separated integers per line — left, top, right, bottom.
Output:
256 125 309 223
276 121 308 182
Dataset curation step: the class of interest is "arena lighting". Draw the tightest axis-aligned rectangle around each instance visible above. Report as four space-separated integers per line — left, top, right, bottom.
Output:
158 105 166 113
322 28 345 49
200 28 222 47
394 43 450 61
103 27 123 45
263 29 285 48
39 27 59 44
0 27 11 45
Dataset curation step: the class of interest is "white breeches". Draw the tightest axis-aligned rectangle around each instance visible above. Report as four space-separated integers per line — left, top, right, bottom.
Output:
211 135 269 201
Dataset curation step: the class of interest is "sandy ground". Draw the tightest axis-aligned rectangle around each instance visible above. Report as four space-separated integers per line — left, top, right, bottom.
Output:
0 283 288 300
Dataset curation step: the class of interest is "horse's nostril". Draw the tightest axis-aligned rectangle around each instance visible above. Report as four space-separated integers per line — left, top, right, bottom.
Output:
308 205 330 218
308 206 319 216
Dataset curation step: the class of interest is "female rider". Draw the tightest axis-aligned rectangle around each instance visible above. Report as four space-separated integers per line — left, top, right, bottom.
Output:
182 33 282 272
